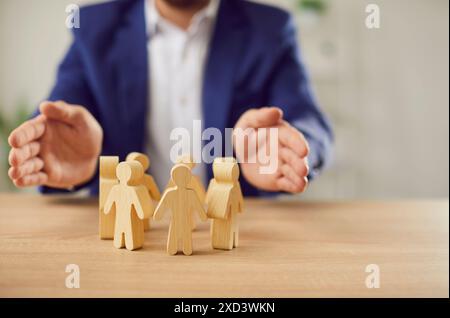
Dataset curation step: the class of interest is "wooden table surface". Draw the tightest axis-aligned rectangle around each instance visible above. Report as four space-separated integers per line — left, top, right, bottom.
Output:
0 193 448 298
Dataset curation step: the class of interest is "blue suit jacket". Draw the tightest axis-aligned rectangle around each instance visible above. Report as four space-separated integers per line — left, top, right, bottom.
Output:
41 0 333 196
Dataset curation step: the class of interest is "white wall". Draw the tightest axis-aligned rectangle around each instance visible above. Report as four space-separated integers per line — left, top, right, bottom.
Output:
262 0 449 199
0 0 101 111
0 0 448 198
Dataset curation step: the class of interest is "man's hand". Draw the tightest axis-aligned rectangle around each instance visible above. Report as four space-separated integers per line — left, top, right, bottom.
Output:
8 101 103 189
234 107 310 194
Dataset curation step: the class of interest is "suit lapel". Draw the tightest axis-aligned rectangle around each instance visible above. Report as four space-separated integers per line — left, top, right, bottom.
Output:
202 0 249 180
202 0 249 133
111 0 148 153
109 0 249 160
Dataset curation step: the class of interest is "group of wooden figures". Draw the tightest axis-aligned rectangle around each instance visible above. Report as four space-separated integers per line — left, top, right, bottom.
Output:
99 152 244 255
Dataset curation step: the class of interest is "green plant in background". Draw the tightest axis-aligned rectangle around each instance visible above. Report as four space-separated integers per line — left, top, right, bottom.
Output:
298 0 328 15
0 99 32 191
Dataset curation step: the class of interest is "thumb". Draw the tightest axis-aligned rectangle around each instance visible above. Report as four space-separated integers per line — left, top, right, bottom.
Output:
39 101 84 125
238 107 283 129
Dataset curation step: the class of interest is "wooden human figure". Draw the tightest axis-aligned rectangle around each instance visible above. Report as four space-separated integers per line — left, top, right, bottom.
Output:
99 156 119 239
206 157 244 250
126 152 160 231
104 161 152 251
154 164 208 255
166 155 206 230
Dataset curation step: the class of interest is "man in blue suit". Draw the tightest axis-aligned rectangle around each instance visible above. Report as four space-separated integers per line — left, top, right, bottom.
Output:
7 0 333 197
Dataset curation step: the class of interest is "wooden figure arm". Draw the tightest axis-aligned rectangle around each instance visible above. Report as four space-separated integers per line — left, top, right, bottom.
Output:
192 176 206 202
146 176 161 201
153 190 172 221
237 193 244 213
104 187 118 215
205 180 214 204
130 190 147 220
190 190 208 221
236 184 244 213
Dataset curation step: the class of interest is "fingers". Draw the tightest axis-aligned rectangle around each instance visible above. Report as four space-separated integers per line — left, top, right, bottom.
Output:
8 142 40 166
12 172 48 188
8 115 45 148
8 116 46 188
278 123 310 158
276 168 308 194
238 107 283 129
276 175 308 194
277 146 309 193
280 163 308 191
39 100 85 126
280 147 309 177
8 157 44 180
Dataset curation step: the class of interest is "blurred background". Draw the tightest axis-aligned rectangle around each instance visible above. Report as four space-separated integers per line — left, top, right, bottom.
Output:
0 0 448 199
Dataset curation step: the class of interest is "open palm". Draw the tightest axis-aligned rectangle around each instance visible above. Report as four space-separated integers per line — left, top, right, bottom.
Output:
8 101 103 188
234 107 310 194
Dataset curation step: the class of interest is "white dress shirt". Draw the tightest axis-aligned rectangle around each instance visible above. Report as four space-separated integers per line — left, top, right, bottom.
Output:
145 0 219 188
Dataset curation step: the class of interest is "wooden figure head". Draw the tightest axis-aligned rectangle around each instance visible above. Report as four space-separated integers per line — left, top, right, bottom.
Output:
176 154 196 169
212 157 239 183
100 156 119 179
126 152 150 171
116 161 144 186
171 164 192 188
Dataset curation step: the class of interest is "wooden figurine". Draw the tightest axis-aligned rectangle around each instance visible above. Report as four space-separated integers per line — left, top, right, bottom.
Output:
154 164 208 255
166 154 206 230
99 156 119 239
126 152 160 230
206 157 244 250
104 161 153 251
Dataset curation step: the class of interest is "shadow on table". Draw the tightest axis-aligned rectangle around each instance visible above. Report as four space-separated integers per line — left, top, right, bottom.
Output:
45 195 97 207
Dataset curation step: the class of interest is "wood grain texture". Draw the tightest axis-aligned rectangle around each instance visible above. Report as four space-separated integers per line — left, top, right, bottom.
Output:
206 158 244 250
99 156 119 239
155 164 208 255
166 155 206 231
104 161 153 251
0 194 448 297
126 152 161 231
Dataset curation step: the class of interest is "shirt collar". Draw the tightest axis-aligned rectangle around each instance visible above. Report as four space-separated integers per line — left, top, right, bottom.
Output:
145 0 220 36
